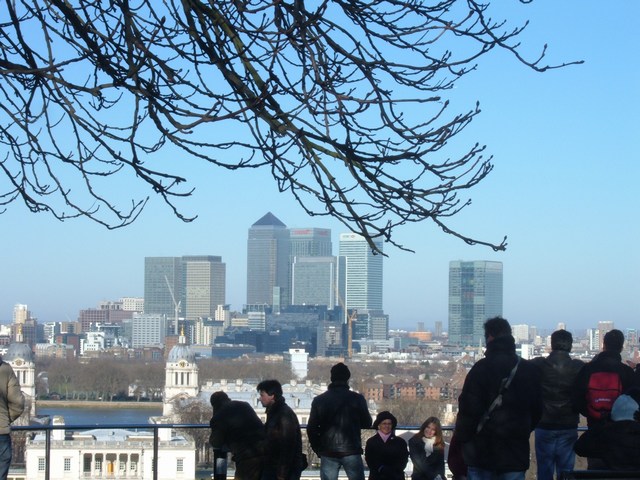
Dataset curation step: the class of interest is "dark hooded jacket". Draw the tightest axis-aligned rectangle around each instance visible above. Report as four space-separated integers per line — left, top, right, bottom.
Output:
209 399 268 463
307 380 373 457
263 396 306 480
455 335 543 473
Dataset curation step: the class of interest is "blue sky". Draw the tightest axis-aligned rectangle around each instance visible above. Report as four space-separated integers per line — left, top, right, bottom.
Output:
1 1 638 333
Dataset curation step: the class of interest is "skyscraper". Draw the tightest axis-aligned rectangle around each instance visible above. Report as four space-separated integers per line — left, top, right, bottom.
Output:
145 256 226 331
289 228 332 257
338 233 383 311
13 304 29 324
144 257 183 319
291 256 339 308
448 260 503 345
182 255 226 321
246 212 290 311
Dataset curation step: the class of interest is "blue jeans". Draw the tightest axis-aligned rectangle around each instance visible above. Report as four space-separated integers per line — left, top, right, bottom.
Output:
535 428 577 480
467 467 525 480
0 434 12 480
320 454 365 480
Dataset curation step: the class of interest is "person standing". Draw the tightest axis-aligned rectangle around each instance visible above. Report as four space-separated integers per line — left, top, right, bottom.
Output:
574 388 640 471
257 379 306 480
0 357 25 480
572 329 635 469
307 362 373 480
208 391 268 480
455 317 543 480
364 411 408 480
530 329 584 480
409 417 445 480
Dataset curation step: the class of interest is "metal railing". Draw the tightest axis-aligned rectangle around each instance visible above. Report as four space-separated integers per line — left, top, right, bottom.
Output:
13 422 212 480
14 423 585 480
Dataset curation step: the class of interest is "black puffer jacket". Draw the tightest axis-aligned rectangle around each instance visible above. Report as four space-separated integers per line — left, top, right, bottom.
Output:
530 350 584 429
307 381 373 457
455 335 543 473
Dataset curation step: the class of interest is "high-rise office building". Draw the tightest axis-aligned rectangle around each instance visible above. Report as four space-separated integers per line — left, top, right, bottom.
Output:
291 256 340 308
246 212 290 311
144 257 183 319
290 228 332 257
448 260 503 345
182 256 226 321
338 233 383 311
145 256 226 332
13 304 29 324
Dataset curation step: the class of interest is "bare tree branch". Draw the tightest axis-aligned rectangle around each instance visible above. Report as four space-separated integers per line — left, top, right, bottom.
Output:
0 0 581 252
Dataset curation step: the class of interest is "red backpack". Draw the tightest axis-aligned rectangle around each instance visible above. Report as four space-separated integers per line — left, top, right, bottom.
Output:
586 371 623 420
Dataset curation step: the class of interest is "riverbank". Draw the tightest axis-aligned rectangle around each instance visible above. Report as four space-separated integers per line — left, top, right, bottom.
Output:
37 400 163 409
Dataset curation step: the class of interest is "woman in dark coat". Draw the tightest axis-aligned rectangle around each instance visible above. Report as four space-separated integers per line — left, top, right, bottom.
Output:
409 417 445 480
364 411 408 480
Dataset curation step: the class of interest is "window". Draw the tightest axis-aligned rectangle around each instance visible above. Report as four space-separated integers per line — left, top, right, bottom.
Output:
64 458 71 471
38 458 45 472
177 458 184 473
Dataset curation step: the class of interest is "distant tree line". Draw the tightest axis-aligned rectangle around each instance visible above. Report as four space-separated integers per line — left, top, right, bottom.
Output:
36 357 165 401
35 355 456 406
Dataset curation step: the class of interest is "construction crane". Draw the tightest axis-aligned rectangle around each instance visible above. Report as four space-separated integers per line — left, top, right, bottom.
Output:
335 286 355 359
347 309 357 359
164 275 181 335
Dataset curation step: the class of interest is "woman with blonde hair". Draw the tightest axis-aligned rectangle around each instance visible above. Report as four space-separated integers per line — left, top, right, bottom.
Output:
408 416 445 480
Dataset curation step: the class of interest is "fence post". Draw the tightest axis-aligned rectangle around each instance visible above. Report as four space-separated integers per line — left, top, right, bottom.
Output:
212 449 227 480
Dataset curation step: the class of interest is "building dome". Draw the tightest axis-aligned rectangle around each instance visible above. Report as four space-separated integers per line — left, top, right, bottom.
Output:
167 343 195 363
4 341 34 363
167 329 195 363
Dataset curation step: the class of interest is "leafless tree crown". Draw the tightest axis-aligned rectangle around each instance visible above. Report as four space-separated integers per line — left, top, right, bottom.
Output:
0 1 579 252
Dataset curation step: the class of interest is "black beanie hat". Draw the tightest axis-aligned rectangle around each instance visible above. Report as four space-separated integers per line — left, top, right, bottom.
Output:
373 411 398 430
330 362 351 382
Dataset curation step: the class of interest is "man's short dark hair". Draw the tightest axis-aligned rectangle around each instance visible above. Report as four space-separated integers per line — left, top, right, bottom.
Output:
210 391 230 411
604 329 625 353
483 316 511 340
551 329 573 352
257 379 283 399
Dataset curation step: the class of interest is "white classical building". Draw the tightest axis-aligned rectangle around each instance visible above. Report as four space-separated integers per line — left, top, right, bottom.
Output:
162 330 199 416
23 330 199 480
25 417 195 480
5 326 36 416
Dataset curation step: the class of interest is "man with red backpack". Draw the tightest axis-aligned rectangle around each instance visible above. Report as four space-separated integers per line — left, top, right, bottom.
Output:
572 329 636 469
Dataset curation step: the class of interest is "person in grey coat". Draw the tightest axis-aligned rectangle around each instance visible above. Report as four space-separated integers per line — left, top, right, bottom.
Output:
0 358 25 480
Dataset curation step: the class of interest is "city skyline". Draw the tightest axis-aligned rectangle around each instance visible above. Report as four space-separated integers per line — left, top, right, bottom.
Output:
1 2 638 332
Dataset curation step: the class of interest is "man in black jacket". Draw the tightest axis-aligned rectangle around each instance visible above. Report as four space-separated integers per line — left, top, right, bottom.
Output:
307 362 372 480
257 379 306 480
455 317 543 480
209 391 268 480
530 329 584 480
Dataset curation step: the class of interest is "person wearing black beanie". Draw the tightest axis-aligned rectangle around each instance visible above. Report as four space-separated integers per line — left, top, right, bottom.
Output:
307 363 372 480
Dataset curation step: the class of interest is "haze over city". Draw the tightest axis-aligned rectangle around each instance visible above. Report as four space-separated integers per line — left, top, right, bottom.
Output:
1 2 638 332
